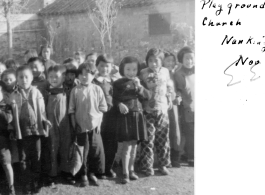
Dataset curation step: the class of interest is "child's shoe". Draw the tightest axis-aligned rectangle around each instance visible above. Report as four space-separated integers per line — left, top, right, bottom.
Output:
144 168 154 177
96 174 107 180
66 175 76 185
8 185 15 195
61 172 76 184
159 166 170 175
106 169 117 178
129 171 139 180
171 161 181 168
121 174 130 184
32 180 42 194
89 173 99 186
47 177 57 189
80 175 89 187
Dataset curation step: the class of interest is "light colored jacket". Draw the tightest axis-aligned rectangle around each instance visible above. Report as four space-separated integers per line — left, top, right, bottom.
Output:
4 85 49 139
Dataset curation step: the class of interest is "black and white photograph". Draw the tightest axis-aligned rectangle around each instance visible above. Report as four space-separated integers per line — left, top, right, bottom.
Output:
0 0 194 194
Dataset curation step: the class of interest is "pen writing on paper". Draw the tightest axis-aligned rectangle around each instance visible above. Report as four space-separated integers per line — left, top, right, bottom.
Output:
224 55 260 87
200 0 263 86
250 63 261 82
221 35 265 47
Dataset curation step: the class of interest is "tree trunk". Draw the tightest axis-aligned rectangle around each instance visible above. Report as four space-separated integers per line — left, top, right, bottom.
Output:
107 32 112 54
101 35 105 53
6 11 13 58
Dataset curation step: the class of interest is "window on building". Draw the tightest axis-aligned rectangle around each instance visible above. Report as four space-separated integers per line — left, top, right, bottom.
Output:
148 13 171 36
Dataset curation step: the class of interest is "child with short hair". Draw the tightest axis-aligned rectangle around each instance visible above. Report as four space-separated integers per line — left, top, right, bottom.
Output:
74 51 85 66
24 49 38 65
39 45 56 73
1 69 20 137
63 58 78 69
174 46 195 166
28 57 49 102
1 69 17 94
68 64 107 187
93 54 116 178
0 84 15 195
113 56 151 184
63 58 80 101
0 63 7 80
85 52 98 73
163 50 182 168
46 65 73 185
28 57 51 185
110 64 121 81
139 48 173 176
5 59 20 70
94 54 114 109
14 66 51 194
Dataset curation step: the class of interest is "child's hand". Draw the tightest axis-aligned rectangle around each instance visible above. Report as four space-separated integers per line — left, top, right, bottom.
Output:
43 120 52 137
173 96 182 105
119 103 129 114
44 120 52 130
133 77 142 88
176 96 182 105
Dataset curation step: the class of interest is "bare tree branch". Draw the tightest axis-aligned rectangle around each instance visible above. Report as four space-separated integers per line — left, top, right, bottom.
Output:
0 0 31 58
86 0 121 53
42 18 58 51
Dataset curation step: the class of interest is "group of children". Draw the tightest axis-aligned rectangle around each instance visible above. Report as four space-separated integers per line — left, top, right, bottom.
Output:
0 45 195 195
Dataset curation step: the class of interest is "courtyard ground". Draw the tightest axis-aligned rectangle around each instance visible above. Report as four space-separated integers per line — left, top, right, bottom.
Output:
0 162 194 195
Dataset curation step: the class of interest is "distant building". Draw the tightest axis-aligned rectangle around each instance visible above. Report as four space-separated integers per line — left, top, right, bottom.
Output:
0 0 55 62
0 0 194 64
38 0 195 63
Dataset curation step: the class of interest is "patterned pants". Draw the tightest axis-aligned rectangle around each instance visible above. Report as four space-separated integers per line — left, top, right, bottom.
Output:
140 111 171 172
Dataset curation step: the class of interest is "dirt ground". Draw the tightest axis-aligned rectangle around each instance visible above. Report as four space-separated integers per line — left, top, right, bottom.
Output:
0 163 194 195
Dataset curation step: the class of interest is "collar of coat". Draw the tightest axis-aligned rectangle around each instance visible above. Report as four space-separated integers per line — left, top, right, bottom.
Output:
94 74 111 83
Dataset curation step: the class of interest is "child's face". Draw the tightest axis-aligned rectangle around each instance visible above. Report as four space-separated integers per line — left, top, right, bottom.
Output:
75 55 85 65
124 62 138 79
65 72 76 85
78 69 95 85
86 55 97 71
42 48 51 60
97 61 112 77
48 71 65 88
30 61 44 78
2 73 16 90
17 70 33 89
0 65 6 79
148 56 162 72
164 56 175 71
182 52 195 69
10 63 20 70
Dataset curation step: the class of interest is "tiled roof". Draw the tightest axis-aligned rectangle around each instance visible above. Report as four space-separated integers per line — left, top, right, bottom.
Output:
38 0 181 16
121 0 179 8
38 0 91 16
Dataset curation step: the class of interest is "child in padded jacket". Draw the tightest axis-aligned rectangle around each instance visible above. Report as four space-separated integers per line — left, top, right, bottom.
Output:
13 66 51 194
